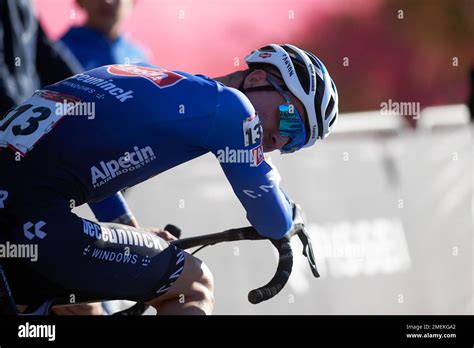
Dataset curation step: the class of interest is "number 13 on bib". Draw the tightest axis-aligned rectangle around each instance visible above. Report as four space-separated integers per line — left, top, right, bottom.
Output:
0 90 80 156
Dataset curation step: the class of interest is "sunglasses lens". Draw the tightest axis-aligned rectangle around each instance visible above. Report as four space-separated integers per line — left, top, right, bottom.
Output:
279 105 306 153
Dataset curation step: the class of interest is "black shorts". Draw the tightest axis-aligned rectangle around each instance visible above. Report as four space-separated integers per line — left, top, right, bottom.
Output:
0 191 185 307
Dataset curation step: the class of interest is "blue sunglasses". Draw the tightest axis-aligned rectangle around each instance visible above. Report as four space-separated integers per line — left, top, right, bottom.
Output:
266 75 307 154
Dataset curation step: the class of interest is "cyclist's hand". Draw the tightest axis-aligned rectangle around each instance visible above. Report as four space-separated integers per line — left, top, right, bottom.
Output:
146 227 178 241
52 302 104 315
112 215 139 228
283 202 305 241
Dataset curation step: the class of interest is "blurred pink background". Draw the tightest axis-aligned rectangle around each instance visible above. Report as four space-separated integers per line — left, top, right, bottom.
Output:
33 0 473 117
33 0 378 75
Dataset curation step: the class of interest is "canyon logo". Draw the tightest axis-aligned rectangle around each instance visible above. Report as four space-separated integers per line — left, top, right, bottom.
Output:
90 146 156 188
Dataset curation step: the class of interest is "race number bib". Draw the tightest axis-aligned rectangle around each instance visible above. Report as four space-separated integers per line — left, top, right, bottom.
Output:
243 114 262 147
0 90 80 155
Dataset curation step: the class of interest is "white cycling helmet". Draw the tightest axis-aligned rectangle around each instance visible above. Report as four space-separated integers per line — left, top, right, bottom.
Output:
244 44 339 148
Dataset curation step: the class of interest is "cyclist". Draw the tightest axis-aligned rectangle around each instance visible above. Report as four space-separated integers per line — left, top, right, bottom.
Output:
0 44 338 315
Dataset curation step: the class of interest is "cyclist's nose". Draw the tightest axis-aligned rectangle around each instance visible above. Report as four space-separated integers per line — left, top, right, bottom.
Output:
264 133 288 152
273 133 290 150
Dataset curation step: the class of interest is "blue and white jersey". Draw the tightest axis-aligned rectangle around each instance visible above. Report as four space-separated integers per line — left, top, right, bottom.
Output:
0 64 293 238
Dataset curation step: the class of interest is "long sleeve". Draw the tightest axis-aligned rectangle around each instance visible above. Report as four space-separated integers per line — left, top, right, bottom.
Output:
88 191 134 223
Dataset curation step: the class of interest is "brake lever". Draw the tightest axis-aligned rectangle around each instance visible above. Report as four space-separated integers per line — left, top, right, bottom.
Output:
297 227 320 278
289 203 320 278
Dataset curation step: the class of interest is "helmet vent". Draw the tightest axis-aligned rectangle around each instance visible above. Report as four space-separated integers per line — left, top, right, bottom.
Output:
325 97 335 120
313 74 325 139
281 45 311 94
259 45 277 52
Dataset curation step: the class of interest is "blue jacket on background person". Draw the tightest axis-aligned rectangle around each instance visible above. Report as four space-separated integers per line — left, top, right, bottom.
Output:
60 25 148 70
59 0 148 69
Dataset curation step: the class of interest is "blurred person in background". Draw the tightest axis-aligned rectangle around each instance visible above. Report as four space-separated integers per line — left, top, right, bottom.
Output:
0 0 81 115
60 0 149 70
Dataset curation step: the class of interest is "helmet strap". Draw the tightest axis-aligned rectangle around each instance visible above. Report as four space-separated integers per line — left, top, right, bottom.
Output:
238 68 290 94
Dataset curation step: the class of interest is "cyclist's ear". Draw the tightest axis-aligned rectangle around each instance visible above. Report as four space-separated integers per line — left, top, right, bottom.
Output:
243 69 268 89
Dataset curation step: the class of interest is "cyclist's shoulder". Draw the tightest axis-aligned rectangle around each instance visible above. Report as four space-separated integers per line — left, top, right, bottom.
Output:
203 84 262 152
215 84 255 121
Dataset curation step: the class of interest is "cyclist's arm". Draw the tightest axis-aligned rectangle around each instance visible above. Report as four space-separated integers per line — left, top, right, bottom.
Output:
219 157 293 239
88 191 138 227
205 87 293 239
